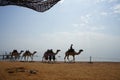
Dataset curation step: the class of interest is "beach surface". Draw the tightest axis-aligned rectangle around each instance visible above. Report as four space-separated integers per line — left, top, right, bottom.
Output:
0 61 120 80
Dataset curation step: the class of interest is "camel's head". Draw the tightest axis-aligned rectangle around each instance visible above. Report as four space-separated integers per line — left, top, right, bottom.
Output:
21 50 24 53
57 49 61 52
79 49 83 52
34 51 37 54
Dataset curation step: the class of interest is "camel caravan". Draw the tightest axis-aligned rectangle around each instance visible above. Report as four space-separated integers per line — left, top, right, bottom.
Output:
1 44 83 62
1 50 37 62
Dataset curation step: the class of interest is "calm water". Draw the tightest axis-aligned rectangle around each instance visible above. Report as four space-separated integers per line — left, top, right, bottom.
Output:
0 51 120 62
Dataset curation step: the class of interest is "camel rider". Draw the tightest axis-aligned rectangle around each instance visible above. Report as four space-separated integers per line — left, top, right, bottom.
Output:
69 44 75 52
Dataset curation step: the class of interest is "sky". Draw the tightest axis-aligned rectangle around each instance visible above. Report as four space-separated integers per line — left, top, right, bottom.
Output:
0 0 120 61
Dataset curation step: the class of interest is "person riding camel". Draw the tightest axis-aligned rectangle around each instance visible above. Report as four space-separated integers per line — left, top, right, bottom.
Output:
68 44 75 52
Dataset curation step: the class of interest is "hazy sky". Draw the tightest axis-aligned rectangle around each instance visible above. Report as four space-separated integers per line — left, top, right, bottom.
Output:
0 0 120 61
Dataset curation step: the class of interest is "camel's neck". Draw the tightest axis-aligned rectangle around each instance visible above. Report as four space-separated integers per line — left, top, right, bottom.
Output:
32 52 36 55
55 50 60 55
76 50 82 55
19 51 23 54
18 53 22 56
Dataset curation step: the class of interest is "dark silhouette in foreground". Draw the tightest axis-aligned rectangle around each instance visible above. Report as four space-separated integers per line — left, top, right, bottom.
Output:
0 0 60 12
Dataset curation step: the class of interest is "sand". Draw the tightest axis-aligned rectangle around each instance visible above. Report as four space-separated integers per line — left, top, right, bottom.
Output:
0 61 120 80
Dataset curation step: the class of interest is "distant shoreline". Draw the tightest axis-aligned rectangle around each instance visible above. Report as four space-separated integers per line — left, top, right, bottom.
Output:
0 60 120 63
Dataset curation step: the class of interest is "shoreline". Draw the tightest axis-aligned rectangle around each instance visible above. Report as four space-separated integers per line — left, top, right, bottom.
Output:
0 60 120 63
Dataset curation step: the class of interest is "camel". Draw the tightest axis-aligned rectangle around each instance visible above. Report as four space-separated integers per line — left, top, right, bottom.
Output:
64 44 83 62
11 50 24 60
42 50 50 62
22 50 37 61
42 49 61 62
49 49 61 62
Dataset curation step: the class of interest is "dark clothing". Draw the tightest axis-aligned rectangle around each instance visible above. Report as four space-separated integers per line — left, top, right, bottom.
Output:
68 49 74 52
68 44 75 52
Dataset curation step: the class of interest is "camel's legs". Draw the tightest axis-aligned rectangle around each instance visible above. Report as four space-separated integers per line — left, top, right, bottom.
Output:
67 56 69 62
64 56 67 62
21 56 24 61
17 56 19 60
21 56 23 61
13 56 16 61
42 57 44 62
73 56 75 62
53 55 56 62
64 55 70 62
25 57 27 61
10 55 13 60
49 55 52 62
30 56 32 61
43 56 49 63
27 56 29 61
31 56 33 61
14 56 17 61
24 56 26 61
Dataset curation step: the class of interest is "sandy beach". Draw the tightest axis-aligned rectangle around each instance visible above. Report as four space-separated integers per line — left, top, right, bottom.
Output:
0 61 120 80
